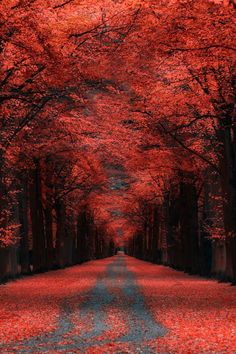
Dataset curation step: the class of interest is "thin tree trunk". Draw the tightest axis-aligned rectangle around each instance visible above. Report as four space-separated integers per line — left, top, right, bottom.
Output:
29 159 46 272
18 174 30 274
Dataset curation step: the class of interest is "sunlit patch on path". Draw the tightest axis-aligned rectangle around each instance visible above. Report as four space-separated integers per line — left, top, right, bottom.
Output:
0 254 166 353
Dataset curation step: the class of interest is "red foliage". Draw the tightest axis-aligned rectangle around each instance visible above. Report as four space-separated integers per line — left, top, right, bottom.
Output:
0 257 112 344
0 251 235 352
127 256 236 353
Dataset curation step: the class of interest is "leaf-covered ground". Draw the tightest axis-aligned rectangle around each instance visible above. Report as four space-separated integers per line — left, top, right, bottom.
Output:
0 254 235 353
126 256 236 353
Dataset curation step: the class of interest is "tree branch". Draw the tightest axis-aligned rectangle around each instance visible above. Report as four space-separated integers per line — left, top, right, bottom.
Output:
53 0 74 9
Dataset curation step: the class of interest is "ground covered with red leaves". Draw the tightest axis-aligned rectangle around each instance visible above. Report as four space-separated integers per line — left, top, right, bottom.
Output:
0 254 235 353
0 258 112 348
127 256 236 353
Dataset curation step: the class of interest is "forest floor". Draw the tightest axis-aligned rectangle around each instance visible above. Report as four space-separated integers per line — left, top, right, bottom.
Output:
0 254 235 353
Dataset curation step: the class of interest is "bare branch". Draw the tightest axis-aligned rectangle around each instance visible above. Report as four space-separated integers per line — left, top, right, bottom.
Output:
53 0 74 9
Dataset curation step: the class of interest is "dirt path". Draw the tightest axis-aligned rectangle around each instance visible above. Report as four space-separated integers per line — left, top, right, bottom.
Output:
0 254 235 353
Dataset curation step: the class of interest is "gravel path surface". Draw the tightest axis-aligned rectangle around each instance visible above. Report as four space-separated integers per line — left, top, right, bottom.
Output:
0 254 166 353
1 254 235 353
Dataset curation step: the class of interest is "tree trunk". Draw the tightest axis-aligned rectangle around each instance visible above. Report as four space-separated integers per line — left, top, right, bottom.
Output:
179 174 200 274
55 199 66 268
18 174 30 274
77 208 88 263
199 180 212 276
29 159 46 272
218 118 236 282
44 161 54 270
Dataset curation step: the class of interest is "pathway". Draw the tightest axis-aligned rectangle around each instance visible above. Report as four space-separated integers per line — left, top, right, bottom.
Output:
0 254 235 353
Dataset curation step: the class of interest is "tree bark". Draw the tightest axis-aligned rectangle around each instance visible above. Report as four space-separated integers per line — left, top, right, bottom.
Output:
18 174 30 274
29 159 46 272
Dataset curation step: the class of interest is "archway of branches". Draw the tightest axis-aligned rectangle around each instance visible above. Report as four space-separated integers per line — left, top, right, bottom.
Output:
1 0 236 283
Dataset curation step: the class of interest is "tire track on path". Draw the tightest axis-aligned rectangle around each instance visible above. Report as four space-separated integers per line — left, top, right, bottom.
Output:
0 254 166 353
